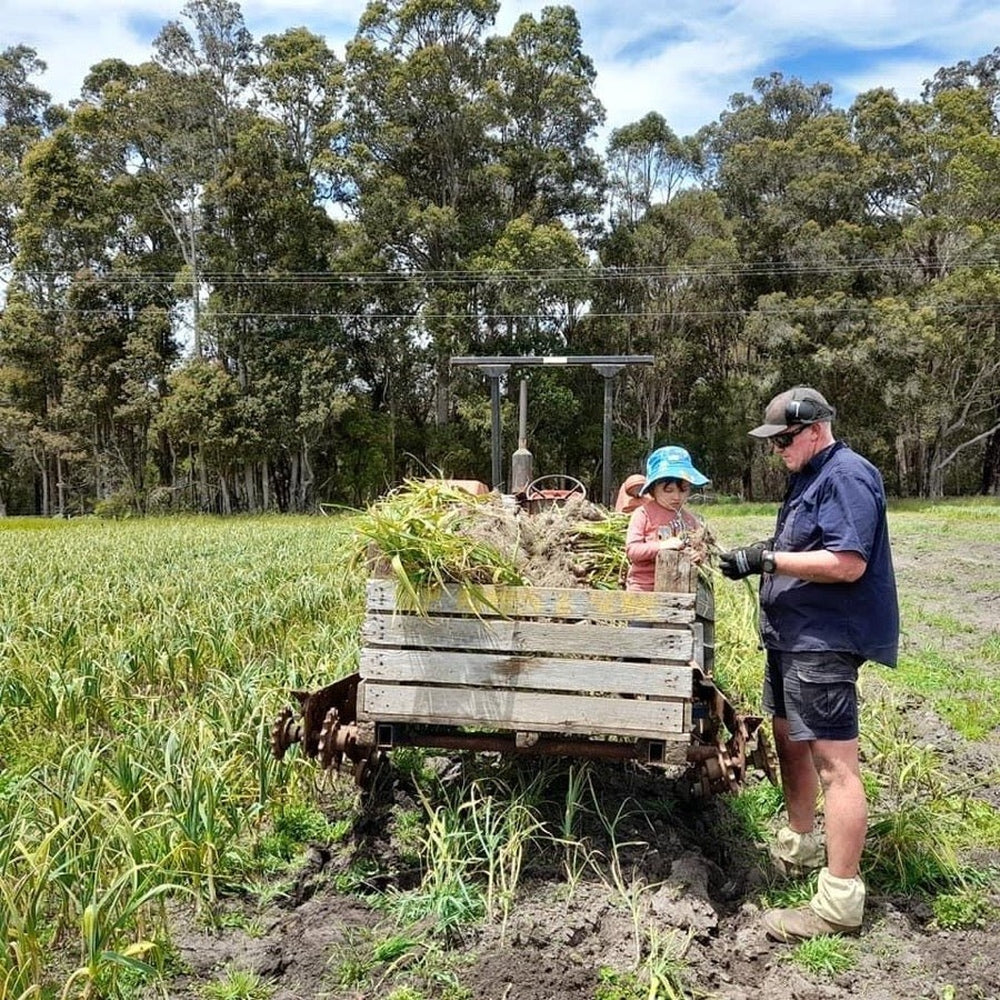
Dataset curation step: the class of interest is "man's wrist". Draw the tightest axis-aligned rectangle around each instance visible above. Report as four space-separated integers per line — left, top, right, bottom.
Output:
761 550 777 574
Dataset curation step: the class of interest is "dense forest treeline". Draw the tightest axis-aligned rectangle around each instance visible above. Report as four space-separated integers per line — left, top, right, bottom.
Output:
2 0 1000 514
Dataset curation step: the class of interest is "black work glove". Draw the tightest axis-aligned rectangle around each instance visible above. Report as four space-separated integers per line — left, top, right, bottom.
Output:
719 540 769 580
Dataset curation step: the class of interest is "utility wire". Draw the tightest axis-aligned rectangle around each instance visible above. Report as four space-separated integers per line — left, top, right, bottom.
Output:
34 303 1000 320
7 253 1000 286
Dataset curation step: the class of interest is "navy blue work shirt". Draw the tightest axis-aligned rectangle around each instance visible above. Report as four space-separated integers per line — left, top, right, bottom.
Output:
759 440 899 667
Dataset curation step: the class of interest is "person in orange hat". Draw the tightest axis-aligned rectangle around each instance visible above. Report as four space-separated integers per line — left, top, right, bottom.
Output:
614 473 648 514
625 446 710 592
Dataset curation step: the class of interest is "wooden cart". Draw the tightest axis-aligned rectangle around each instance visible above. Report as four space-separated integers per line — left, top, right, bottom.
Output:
272 551 767 796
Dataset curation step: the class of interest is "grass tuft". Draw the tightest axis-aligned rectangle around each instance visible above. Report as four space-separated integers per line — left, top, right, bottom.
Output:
785 935 855 975
200 964 274 1000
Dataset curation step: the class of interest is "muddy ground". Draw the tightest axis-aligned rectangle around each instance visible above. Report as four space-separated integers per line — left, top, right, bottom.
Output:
162 503 1000 1000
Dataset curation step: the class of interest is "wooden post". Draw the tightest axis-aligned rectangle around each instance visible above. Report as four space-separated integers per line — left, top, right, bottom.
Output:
654 548 698 594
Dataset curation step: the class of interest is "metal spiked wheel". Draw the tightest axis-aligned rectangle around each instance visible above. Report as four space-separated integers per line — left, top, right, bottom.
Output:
317 707 344 771
270 706 301 761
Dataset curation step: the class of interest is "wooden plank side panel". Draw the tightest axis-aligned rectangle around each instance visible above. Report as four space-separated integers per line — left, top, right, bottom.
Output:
360 682 690 738
696 582 715 622
363 614 694 661
360 648 695 698
365 579 696 623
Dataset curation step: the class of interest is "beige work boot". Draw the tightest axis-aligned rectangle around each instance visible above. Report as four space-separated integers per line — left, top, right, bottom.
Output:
769 824 825 878
763 867 865 942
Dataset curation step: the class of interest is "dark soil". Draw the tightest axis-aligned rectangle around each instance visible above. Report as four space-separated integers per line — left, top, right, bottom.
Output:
164 752 1000 1000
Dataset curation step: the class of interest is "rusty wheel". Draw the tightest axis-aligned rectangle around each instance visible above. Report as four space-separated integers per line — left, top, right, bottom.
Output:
270 706 300 761
317 707 343 770
525 474 587 501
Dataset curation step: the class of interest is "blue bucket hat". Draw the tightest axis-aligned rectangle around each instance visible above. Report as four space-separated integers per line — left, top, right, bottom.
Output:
639 446 709 494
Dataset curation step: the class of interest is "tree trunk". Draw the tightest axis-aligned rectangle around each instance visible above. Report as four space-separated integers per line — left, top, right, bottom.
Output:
197 450 210 510
244 464 257 512
981 426 1000 496
56 452 65 516
298 442 313 511
894 434 909 498
926 438 945 498
35 447 50 516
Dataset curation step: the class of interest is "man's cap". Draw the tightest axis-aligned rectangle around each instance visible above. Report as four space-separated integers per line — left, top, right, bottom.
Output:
749 386 836 439
639 446 709 494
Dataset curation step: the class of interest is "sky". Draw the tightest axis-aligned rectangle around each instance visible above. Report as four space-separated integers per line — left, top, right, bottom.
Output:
3 0 1000 141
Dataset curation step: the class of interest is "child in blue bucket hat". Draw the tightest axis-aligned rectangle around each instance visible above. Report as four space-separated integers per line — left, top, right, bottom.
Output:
625 446 711 592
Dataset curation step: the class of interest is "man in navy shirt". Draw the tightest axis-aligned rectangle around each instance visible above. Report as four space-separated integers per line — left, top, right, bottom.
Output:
719 386 899 942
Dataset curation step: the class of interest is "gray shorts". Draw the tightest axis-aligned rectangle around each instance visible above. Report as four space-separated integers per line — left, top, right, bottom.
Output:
762 650 863 741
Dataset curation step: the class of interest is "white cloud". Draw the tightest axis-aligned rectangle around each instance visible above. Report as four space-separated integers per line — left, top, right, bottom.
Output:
3 0 1000 141
839 59 938 104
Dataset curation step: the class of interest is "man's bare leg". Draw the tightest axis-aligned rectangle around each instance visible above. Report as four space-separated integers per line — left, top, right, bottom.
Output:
773 715 819 833
812 737 866 878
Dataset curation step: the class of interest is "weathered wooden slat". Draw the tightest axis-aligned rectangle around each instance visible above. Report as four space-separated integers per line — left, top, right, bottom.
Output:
360 649 694 697
362 614 694 661
365 579 697 623
360 682 691 738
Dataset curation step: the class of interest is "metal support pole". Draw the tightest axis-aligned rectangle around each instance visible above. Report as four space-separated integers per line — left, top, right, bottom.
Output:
480 364 509 491
593 364 624 506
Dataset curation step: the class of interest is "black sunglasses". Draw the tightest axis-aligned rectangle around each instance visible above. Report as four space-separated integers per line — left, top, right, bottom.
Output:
772 425 809 449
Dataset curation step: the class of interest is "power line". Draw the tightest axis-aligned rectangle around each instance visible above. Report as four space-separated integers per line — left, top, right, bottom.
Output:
26 303 1000 320
7 253 1000 286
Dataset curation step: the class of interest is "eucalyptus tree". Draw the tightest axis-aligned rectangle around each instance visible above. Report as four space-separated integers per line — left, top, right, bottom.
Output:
154 0 254 150
927 51 1000 493
586 188 747 486
7 124 118 514
472 214 588 352
0 46 61 267
344 0 501 430
197 115 344 511
0 290 64 513
313 221 426 495
923 45 1000 126
249 26 346 199
483 6 605 227
700 73 872 303
77 58 220 360
605 111 700 225
111 0 256 359
691 74 896 493
850 76 1000 494
77 4 348 510
5 0 260 512
851 84 998 281
0 46 58 511
8 95 185 513
804 273 1000 498
151 357 241 510
343 0 606 481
